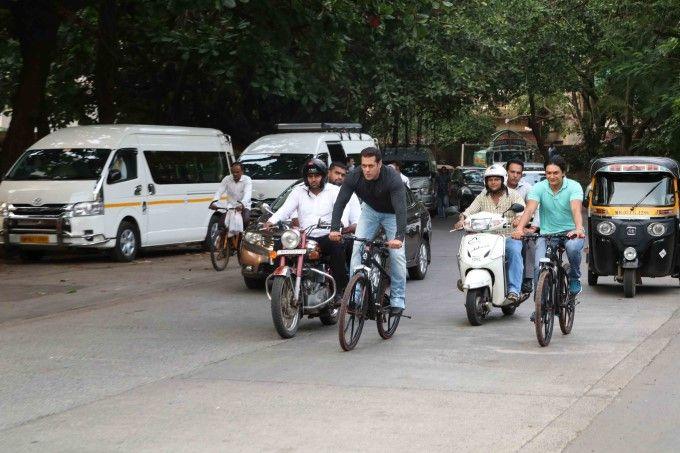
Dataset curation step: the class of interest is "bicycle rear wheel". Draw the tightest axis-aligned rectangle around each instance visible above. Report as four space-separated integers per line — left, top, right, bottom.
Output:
376 285 400 339
558 264 575 335
534 269 555 347
210 228 230 271
338 272 368 351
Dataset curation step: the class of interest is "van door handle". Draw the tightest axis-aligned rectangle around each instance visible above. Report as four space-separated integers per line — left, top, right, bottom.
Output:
134 185 142 195
147 183 156 195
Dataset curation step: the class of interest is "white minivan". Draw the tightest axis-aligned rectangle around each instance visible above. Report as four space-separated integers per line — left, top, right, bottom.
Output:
0 125 235 261
238 123 377 208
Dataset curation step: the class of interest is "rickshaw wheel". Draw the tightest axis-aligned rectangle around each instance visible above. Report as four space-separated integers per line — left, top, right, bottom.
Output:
623 269 636 298
587 270 598 286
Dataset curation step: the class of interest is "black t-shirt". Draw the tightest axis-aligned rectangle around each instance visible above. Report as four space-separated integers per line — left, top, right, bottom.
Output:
331 165 407 240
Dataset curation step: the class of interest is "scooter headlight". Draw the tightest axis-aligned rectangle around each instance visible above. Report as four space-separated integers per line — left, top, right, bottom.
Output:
280 230 300 249
623 247 637 261
647 222 666 237
596 221 615 236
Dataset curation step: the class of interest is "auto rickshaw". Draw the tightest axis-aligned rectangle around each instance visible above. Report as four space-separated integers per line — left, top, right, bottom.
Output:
586 156 680 297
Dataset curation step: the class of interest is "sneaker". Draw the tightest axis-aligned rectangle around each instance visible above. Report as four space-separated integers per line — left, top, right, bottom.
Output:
569 279 582 295
521 279 533 294
504 292 519 305
389 306 404 316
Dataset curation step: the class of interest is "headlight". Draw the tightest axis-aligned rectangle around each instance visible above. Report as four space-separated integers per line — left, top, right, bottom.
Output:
0 202 8 218
244 231 264 245
72 201 104 217
280 229 300 249
623 247 637 261
596 221 615 236
647 222 666 237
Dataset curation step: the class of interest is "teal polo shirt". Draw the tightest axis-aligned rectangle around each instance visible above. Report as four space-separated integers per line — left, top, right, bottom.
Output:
528 177 583 234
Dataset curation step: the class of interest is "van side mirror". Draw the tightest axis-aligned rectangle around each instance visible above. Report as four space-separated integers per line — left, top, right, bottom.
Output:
509 203 524 213
107 169 122 184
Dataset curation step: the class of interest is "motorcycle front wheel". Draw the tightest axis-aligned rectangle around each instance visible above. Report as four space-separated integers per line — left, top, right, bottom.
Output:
270 277 300 338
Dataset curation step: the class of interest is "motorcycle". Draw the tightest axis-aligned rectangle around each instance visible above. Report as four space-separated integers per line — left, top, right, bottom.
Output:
265 220 339 338
451 204 529 326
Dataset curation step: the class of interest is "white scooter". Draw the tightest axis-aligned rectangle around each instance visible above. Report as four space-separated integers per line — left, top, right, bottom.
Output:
451 204 528 326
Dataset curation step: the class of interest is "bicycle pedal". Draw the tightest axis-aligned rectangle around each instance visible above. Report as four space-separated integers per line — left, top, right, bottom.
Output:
399 313 412 319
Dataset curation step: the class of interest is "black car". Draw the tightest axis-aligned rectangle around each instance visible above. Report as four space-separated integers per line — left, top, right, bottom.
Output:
449 166 485 211
238 179 433 288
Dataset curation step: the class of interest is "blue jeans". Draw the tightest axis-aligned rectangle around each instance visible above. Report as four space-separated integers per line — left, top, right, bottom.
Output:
351 204 407 309
436 194 449 219
534 237 584 283
505 238 524 295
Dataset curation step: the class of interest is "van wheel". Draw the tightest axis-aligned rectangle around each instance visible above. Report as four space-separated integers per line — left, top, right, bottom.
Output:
111 221 139 262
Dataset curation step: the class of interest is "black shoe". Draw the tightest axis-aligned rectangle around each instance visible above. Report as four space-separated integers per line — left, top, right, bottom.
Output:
521 279 533 294
389 306 404 316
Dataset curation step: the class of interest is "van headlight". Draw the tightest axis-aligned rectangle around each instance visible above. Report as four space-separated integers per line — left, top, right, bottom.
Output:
596 221 615 236
0 202 8 218
623 247 637 261
647 222 666 237
280 230 300 249
72 201 104 217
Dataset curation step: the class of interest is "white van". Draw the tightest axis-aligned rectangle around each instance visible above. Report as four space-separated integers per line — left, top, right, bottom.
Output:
0 125 235 261
238 123 377 207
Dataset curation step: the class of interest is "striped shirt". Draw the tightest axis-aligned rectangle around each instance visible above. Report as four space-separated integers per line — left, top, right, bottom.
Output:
462 188 526 222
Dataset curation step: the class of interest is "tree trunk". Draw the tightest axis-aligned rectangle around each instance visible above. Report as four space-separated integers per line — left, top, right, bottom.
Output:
416 110 422 146
391 108 400 147
402 108 410 145
527 91 547 161
0 1 62 174
95 0 118 123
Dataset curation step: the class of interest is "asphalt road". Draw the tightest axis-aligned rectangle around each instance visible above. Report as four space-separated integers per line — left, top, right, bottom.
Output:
1 219 679 452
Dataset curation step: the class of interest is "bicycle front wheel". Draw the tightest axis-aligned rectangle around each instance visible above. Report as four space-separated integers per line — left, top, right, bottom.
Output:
534 269 555 347
338 272 368 351
210 229 230 271
558 264 575 335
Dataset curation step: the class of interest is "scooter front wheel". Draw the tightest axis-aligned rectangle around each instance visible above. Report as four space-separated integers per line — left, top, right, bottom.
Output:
465 287 488 326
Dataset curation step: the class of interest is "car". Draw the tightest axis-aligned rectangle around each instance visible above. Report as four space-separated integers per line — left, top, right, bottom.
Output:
449 166 485 211
521 170 546 186
382 147 438 211
238 179 433 289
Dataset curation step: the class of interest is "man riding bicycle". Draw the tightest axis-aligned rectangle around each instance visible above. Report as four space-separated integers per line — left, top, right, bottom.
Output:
210 162 252 224
330 147 408 317
511 156 585 320
454 164 526 304
264 159 353 302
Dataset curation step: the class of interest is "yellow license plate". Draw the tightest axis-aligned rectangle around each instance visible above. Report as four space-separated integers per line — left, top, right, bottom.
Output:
20 235 51 244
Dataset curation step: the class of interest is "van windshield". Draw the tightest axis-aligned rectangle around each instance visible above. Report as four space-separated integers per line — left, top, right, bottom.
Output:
400 161 431 177
6 148 111 181
594 173 675 207
239 153 314 180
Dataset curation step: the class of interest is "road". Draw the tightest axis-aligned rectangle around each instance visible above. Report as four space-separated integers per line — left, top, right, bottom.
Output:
1 219 679 452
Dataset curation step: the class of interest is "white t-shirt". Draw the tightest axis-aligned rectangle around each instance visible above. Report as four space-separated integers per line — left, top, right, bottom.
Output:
212 174 253 209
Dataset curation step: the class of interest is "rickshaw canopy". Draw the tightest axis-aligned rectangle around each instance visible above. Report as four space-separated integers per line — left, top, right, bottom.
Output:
590 156 680 178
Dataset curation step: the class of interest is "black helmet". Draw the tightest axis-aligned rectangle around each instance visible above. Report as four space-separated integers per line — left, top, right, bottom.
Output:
302 158 328 189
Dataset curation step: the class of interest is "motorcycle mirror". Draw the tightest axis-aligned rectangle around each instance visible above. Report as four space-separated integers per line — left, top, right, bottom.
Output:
508 203 524 213
445 206 459 217
261 203 274 214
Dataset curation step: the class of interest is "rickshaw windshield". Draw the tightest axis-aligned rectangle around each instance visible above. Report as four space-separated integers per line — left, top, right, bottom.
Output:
594 172 675 207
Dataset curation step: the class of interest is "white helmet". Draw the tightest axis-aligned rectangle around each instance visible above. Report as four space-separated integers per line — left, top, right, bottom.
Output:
484 164 507 183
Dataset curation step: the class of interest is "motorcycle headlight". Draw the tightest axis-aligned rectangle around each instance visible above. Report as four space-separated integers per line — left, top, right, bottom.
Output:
647 222 666 237
72 201 104 217
623 247 637 261
596 221 615 236
244 231 264 245
280 229 300 249
0 202 8 218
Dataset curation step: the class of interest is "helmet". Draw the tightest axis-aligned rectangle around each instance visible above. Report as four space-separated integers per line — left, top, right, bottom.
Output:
302 158 328 189
484 164 507 183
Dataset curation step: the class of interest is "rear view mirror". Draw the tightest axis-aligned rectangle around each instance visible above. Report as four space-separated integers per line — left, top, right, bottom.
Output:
261 203 274 214
107 169 122 184
445 206 460 221
509 203 524 213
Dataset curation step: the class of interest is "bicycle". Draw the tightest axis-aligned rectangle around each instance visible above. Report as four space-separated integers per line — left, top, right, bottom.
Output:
525 233 576 347
209 206 240 271
338 236 405 351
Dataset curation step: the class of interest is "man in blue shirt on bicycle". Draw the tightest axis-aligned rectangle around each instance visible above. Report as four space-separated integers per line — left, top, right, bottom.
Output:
511 156 586 315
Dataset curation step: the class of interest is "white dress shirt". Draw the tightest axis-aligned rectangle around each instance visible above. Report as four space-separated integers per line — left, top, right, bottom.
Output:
399 173 410 188
268 184 350 237
212 174 253 209
511 180 539 227
346 194 361 226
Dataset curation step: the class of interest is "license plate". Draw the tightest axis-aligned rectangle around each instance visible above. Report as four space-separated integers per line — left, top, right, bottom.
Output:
277 249 306 256
19 234 52 244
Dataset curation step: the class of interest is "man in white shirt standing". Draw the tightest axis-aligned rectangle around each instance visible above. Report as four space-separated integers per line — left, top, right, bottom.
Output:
210 162 253 225
264 159 351 298
389 161 411 188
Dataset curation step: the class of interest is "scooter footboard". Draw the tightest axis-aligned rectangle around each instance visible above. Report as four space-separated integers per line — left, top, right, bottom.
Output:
463 269 493 290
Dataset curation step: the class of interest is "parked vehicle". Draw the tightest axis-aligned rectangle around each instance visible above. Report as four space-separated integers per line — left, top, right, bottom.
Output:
473 129 535 167
586 156 680 297
383 146 437 210
452 205 528 326
0 125 235 261
266 220 339 338
521 170 546 186
449 166 485 211
238 123 377 214
239 179 433 288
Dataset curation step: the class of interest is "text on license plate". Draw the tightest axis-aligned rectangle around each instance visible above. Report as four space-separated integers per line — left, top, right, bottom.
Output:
277 249 307 256
20 235 51 244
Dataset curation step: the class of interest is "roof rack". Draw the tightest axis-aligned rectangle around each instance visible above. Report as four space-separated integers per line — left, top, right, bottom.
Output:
275 122 363 133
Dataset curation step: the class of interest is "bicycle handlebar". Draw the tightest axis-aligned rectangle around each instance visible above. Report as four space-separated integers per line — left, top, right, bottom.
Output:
522 232 575 241
342 234 388 249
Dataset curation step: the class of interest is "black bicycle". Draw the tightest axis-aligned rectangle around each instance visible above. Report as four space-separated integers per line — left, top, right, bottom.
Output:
338 236 401 351
525 233 576 347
